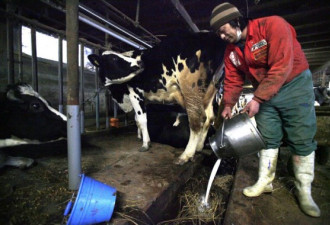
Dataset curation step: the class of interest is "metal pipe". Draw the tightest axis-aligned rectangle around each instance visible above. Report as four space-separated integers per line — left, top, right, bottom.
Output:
0 8 107 51
31 26 38 91
105 90 110 129
79 13 146 50
135 0 140 24
66 0 81 190
114 101 118 118
80 43 85 134
99 0 160 43
95 49 100 130
104 24 110 129
170 0 199 32
6 4 15 84
67 105 81 190
17 24 23 82
79 4 152 48
38 0 152 49
58 35 64 114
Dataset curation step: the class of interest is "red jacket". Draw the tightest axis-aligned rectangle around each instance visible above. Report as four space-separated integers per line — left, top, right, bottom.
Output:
223 16 309 108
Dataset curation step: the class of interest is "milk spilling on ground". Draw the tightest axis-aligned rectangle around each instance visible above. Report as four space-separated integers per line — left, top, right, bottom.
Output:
200 159 221 209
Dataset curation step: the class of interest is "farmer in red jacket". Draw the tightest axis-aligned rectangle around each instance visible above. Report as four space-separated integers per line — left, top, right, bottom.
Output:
210 2 320 217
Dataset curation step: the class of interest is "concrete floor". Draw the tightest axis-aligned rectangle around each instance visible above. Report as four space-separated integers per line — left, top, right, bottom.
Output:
224 147 330 225
0 125 206 224
82 126 206 224
0 123 329 225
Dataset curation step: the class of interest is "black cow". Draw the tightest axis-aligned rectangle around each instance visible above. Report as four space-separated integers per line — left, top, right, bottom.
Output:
88 32 226 165
0 83 67 168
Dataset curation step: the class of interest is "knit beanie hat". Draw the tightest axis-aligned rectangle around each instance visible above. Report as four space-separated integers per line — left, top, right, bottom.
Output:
210 2 242 31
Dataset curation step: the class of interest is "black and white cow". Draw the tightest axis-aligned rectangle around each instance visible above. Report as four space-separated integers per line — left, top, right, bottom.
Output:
0 83 67 168
314 86 330 106
88 32 226 165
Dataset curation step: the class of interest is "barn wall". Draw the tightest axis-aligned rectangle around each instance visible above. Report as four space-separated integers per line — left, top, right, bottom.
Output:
0 20 7 78
0 21 113 127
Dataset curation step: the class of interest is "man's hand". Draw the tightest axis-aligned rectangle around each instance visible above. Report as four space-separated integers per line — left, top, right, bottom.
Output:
221 106 232 119
241 99 260 117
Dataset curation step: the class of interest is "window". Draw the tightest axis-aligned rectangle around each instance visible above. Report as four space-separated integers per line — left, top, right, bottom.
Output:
22 25 94 70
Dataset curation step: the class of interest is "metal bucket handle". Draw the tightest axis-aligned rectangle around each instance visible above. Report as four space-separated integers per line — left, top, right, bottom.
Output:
219 120 225 148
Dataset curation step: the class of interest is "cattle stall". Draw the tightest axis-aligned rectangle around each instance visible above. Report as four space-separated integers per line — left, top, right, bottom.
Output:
1 1 330 225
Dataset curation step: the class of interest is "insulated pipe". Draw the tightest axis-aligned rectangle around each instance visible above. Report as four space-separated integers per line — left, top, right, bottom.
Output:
80 43 85 134
66 0 81 190
58 35 64 114
31 26 38 91
78 13 146 50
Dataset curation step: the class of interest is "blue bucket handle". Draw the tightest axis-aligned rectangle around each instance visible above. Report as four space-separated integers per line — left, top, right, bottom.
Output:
63 193 75 216
64 200 73 216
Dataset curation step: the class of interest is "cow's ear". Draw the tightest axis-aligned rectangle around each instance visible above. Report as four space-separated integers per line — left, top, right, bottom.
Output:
88 54 101 67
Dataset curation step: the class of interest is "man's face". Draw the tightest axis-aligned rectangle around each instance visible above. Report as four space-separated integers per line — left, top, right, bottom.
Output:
216 23 238 44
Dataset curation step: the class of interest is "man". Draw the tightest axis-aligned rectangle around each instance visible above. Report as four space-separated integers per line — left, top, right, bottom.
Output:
210 2 320 217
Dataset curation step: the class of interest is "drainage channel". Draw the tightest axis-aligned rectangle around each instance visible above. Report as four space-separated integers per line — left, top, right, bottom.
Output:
156 155 237 225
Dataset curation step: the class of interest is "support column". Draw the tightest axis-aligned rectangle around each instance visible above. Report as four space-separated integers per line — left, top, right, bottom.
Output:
6 3 15 84
58 34 64 113
31 26 38 91
95 49 100 130
80 43 85 134
17 24 23 82
66 0 81 190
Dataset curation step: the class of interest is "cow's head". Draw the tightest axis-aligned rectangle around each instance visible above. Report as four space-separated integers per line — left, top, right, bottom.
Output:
2 83 67 143
88 50 144 86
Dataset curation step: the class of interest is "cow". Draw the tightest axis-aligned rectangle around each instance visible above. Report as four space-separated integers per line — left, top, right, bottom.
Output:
0 83 67 168
146 104 216 148
231 93 253 116
314 86 330 106
88 32 226 165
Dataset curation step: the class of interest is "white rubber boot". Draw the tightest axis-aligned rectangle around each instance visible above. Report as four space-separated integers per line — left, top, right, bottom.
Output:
243 148 279 197
293 151 321 217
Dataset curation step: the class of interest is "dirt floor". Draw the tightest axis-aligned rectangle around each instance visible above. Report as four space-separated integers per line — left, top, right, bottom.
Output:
1 122 329 225
0 125 235 225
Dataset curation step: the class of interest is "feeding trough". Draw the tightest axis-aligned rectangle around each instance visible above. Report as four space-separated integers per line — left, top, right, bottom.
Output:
64 174 116 225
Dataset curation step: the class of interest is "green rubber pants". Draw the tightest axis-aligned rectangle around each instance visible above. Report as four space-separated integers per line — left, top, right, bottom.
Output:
255 69 317 156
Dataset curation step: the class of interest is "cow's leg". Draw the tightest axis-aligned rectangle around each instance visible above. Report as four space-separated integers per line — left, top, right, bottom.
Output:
137 127 142 140
174 128 201 165
135 114 142 140
174 96 204 165
128 87 151 152
196 99 215 151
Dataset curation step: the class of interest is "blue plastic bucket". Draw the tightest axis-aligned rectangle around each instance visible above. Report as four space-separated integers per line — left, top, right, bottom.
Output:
64 174 116 225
